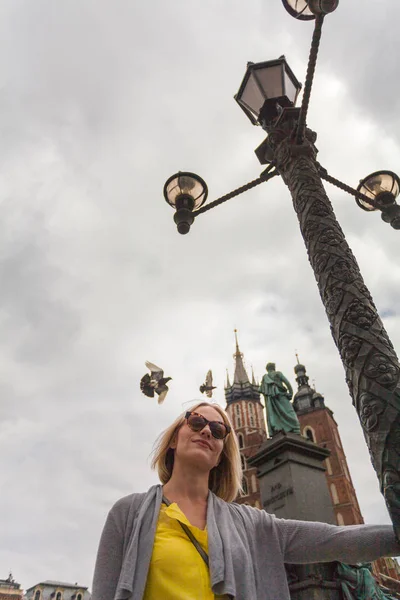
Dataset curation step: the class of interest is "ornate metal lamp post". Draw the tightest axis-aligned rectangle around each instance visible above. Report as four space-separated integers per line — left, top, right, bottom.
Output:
163 1 400 540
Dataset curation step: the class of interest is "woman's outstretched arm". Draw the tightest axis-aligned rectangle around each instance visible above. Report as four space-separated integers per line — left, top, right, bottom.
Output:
275 518 400 564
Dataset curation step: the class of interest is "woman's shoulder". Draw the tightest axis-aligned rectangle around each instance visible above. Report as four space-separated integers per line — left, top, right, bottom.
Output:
110 492 147 513
109 485 159 521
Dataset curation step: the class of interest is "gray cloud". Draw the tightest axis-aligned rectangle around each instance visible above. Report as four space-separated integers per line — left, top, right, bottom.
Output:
0 0 399 591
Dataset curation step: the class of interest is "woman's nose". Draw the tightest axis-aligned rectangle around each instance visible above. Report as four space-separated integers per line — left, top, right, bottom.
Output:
200 425 212 438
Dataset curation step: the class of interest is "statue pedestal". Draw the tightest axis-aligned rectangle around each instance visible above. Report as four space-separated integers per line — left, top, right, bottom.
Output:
249 431 336 523
248 432 341 600
287 564 341 600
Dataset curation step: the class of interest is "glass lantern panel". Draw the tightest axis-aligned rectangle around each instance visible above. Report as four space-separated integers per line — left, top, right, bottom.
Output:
165 177 181 206
286 0 314 17
254 65 284 101
178 174 206 209
165 175 206 209
284 70 299 104
360 173 399 200
240 72 265 118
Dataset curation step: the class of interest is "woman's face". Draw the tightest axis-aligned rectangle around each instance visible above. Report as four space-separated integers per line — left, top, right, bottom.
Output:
171 405 226 472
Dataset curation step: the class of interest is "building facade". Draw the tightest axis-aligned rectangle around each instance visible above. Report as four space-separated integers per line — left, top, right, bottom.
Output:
24 582 90 600
0 574 23 600
292 361 364 527
223 337 400 592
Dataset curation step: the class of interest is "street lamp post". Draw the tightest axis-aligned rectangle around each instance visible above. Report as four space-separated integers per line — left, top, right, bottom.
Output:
163 0 400 540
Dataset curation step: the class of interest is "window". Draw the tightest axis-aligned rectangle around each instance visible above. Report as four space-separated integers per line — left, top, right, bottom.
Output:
235 404 241 428
56 592 62 600
303 427 315 442
242 477 248 496
325 458 333 475
238 433 244 449
34 591 41 600
343 462 350 481
334 430 341 448
337 512 345 526
240 454 246 470
248 403 255 427
77 595 82 600
330 483 339 505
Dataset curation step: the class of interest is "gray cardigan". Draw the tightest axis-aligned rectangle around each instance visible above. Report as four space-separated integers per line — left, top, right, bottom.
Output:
92 484 400 600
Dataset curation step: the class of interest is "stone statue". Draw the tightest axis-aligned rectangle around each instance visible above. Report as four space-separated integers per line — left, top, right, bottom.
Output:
259 363 301 437
336 562 397 599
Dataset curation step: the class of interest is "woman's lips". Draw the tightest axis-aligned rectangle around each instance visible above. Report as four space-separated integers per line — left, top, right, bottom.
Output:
193 439 211 450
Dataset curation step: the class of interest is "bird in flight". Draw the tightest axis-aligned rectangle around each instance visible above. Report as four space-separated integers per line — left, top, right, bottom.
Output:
199 369 216 398
140 361 172 404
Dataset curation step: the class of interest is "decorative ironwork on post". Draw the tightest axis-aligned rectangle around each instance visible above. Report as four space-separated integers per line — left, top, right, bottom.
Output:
266 120 400 541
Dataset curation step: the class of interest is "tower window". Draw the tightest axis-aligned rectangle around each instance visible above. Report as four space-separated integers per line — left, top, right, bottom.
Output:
334 430 342 449
337 512 345 526
343 462 350 481
303 427 315 442
242 477 248 496
330 483 339 505
248 403 255 427
325 457 333 475
56 592 62 600
238 433 244 449
235 404 241 428
240 454 246 470
34 591 41 600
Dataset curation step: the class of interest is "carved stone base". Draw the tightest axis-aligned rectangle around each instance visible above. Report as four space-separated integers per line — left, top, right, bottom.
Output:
287 563 341 599
248 431 335 523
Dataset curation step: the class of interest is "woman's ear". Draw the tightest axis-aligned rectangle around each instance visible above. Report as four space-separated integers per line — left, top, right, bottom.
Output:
169 432 177 450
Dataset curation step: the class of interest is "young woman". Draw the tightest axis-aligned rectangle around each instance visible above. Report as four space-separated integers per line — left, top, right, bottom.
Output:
92 402 400 600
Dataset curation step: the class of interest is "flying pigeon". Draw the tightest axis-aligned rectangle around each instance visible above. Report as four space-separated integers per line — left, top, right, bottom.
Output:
140 361 172 404
199 369 217 398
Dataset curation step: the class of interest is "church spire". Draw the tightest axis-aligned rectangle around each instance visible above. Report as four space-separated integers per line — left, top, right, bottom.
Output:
225 330 261 404
251 365 257 386
233 329 250 384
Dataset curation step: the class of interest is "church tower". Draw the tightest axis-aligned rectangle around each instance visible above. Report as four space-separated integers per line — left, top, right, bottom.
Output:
225 331 267 506
292 358 364 526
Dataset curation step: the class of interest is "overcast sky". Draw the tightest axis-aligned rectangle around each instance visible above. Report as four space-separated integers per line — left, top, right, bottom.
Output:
1 0 400 591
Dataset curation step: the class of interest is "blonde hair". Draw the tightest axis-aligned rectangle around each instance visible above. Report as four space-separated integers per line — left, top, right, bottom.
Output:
151 401 242 502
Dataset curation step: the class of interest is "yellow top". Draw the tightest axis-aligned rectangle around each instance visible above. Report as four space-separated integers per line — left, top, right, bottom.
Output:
143 502 227 600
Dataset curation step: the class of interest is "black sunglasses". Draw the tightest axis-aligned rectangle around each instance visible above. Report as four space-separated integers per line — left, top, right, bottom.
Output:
185 411 231 440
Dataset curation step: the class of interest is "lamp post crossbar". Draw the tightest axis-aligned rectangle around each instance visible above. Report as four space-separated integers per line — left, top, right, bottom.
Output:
296 14 324 144
194 169 278 217
318 164 379 209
